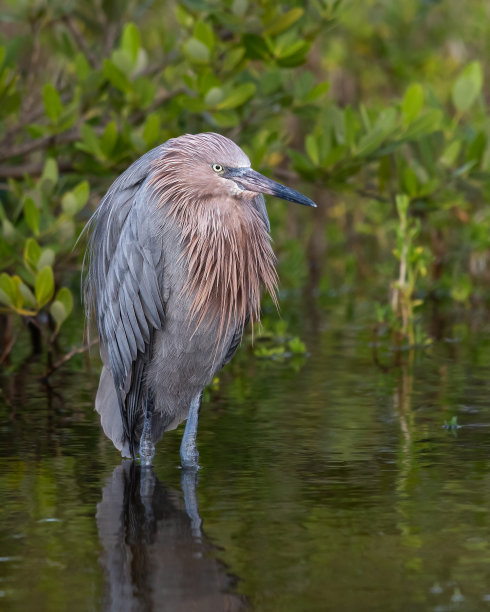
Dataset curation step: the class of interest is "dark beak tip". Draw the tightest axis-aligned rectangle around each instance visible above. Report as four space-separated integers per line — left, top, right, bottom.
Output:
292 195 318 208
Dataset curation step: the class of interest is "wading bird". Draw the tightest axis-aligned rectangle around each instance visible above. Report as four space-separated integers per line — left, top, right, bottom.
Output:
84 133 316 467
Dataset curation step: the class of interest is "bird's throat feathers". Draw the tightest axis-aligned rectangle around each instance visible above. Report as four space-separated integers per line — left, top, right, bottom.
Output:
169 194 278 343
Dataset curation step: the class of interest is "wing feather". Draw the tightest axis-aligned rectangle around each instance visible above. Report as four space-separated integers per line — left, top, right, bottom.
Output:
84 144 169 447
221 316 250 367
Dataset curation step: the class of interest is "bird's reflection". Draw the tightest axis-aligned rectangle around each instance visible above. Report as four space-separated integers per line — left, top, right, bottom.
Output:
96 463 245 611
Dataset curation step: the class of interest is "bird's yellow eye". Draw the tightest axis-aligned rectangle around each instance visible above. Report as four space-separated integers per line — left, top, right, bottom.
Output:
212 164 223 173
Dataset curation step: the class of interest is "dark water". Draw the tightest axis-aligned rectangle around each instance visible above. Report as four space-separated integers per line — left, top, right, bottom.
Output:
2 301 490 611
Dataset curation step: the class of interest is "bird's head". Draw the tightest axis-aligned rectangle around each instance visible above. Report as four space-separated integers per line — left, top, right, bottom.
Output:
151 132 317 210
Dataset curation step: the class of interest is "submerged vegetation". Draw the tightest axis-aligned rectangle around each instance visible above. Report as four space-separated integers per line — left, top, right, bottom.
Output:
0 0 489 366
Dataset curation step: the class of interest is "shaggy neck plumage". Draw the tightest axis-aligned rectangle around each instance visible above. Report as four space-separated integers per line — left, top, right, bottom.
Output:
150 141 278 344
172 197 278 342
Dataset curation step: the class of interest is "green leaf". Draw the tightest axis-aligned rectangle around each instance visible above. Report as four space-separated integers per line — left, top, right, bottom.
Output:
343 106 358 148
183 38 210 64
356 128 388 157
288 336 306 354
175 4 193 26
402 109 443 140
395 194 410 218
402 83 424 125
61 192 78 215
38 249 55 270
177 94 204 113
452 61 483 113
276 48 310 67
133 76 156 108
303 81 330 103
74 52 91 80
24 237 41 272
111 49 134 75
42 83 63 123
35 266 54 307
264 8 304 36
273 33 310 67
2 218 15 241
18 281 36 307
232 0 248 17
100 121 118 157
197 71 221 95
26 124 47 139
24 197 39 235
50 287 73 329
467 132 486 164
0 274 24 310
79 123 103 157
10 276 24 310
255 345 286 358
451 274 472 302
55 287 74 317
289 148 316 176
194 22 214 50
223 47 245 72
0 273 14 307
73 181 90 209
402 167 418 196
374 108 397 134
305 134 320 165
293 71 314 100
41 158 58 186
103 59 132 92
275 38 309 59
243 34 271 60
143 113 161 147
216 82 256 110
211 110 239 127
440 140 461 167
121 22 140 63
50 301 67 328
204 86 225 107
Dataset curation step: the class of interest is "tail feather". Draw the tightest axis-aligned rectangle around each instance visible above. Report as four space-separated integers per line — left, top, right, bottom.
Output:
95 364 132 458
96 339 171 458
124 341 152 458
96 340 162 459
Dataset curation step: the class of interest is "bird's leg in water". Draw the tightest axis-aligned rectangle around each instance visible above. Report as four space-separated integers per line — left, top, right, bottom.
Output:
139 391 155 467
180 392 202 469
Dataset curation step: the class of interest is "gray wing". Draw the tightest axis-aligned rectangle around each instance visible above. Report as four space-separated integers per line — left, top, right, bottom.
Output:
84 145 168 445
221 315 249 368
96 200 165 391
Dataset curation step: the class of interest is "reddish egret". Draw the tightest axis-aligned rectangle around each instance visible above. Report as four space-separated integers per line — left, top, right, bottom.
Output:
84 132 316 467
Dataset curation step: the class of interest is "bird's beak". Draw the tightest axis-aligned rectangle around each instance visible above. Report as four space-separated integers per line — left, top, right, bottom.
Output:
225 167 317 208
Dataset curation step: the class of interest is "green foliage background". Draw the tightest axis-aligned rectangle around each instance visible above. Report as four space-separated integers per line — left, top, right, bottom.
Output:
0 0 489 362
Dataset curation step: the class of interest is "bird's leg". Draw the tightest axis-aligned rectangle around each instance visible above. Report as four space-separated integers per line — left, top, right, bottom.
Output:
139 390 155 467
180 392 202 469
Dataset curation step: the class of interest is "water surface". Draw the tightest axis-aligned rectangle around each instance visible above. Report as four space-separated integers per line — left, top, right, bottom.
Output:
1 301 490 611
